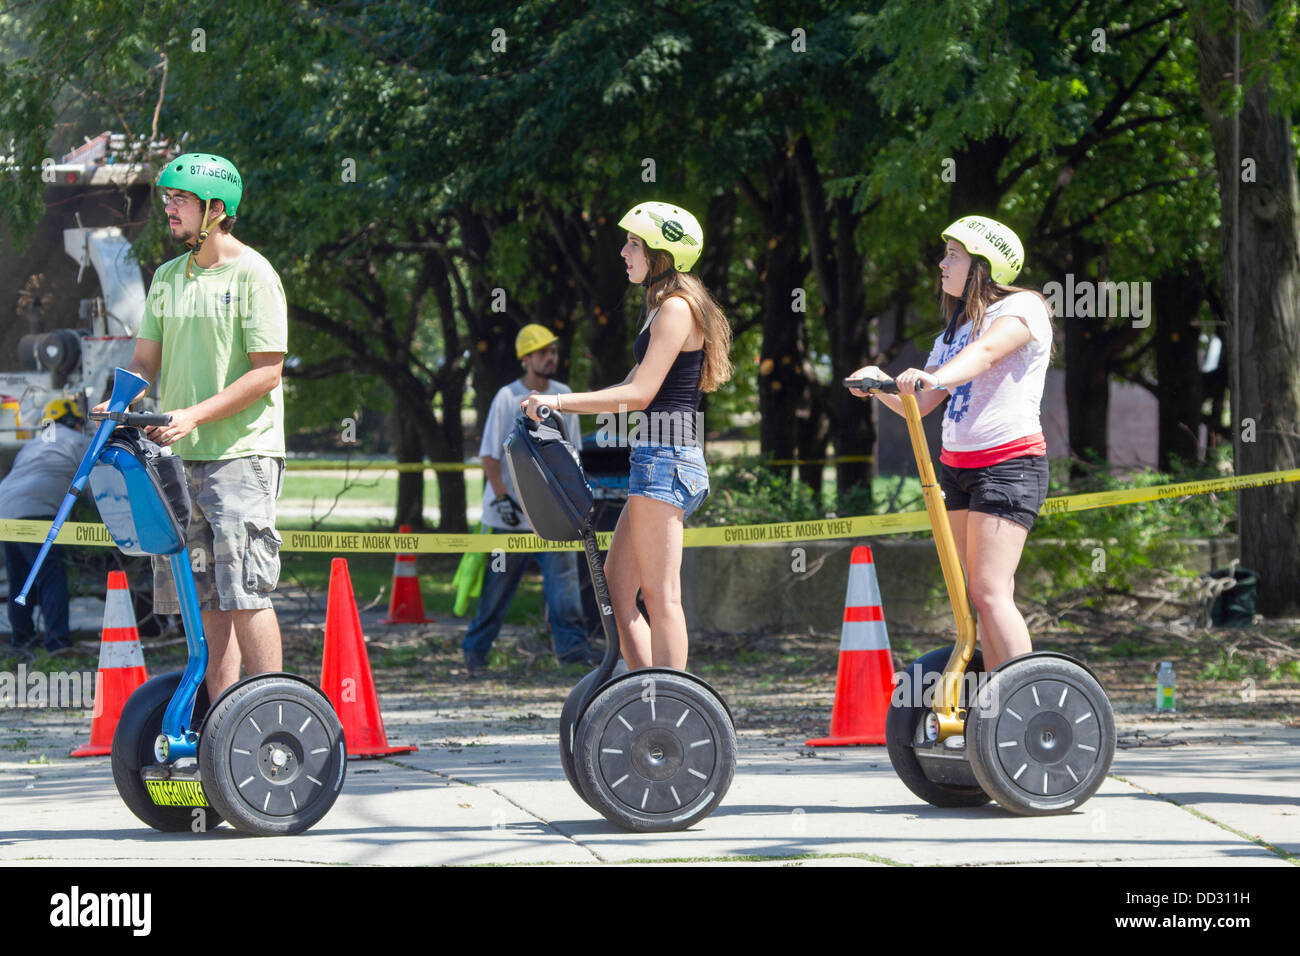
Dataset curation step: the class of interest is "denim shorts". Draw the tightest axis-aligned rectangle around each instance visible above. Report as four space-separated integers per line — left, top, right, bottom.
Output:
628 444 709 520
939 454 1049 531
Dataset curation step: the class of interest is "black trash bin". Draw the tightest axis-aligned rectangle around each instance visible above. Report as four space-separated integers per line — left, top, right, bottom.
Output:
1208 566 1258 627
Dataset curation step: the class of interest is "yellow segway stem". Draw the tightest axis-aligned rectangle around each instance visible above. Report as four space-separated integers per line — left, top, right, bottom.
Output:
899 392 976 740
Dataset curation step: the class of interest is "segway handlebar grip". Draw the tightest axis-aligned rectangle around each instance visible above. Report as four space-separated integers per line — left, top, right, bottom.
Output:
843 376 900 394
90 410 173 427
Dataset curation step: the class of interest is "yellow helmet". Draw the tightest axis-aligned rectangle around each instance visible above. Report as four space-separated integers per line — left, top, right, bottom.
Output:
618 201 704 272
942 216 1024 285
515 324 558 359
42 396 84 426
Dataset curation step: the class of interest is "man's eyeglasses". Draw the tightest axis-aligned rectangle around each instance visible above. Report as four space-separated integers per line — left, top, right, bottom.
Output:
159 192 195 209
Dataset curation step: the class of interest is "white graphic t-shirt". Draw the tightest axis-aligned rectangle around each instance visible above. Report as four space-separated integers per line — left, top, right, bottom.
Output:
924 291 1052 453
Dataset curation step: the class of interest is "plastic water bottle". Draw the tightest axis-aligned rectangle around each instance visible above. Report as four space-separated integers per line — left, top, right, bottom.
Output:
1156 661 1176 712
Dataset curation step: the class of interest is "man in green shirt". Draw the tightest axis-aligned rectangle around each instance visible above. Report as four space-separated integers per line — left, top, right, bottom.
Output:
97 153 288 700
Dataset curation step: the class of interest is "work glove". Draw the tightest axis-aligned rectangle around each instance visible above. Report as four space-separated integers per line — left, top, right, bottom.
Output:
493 494 522 527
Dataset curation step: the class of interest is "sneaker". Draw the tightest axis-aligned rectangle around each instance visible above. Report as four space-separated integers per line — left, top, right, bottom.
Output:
464 651 491 677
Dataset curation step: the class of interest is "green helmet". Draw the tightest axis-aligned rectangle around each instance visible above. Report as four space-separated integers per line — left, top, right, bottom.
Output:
618 201 704 272
942 215 1024 285
157 152 243 217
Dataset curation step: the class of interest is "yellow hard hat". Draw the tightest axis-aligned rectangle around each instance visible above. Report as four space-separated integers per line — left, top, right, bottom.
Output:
42 396 84 425
515 324 558 359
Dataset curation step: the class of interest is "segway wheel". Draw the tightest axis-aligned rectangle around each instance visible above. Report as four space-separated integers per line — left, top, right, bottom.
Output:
575 671 735 832
559 677 598 809
559 660 628 810
111 671 224 832
198 675 346 836
885 648 991 808
967 656 1116 815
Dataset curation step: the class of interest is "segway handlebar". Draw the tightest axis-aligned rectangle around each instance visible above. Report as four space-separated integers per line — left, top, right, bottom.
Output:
89 410 173 428
15 367 151 607
843 376 934 394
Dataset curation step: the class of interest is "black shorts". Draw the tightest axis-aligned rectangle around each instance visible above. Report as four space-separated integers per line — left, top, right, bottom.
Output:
939 454 1049 531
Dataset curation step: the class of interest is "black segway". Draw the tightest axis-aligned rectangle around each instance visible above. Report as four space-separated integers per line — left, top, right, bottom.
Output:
848 376 1115 815
17 367 346 835
504 408 736 831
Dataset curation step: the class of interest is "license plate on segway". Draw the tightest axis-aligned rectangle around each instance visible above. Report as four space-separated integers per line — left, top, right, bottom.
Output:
142 765 210 808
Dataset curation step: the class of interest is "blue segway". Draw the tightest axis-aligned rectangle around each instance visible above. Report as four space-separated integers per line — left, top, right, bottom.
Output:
17 367 346 835
504 408 736 831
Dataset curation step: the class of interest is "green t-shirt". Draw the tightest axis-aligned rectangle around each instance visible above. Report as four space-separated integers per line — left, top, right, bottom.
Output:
138 247 288 460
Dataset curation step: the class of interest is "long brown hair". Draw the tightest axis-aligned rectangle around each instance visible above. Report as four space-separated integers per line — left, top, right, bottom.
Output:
939 257 1055 356
643 247 733 392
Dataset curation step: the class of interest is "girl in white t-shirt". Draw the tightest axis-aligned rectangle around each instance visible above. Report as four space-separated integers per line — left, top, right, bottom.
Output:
849 216 1053 669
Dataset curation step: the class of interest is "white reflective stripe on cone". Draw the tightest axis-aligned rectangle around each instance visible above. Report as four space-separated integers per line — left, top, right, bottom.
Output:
102 587 138 629
99 639 146 670
840 619 890 652
391 562 418 577
845 561 883 608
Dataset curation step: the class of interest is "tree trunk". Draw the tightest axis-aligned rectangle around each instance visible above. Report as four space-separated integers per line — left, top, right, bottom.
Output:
1152 264 1206 471
394 411 425 529
745 149 810 476
1196 2 1300 615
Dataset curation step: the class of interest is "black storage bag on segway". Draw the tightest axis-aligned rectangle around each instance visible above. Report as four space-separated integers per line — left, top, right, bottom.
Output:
88 430 192 556
503 416 594 541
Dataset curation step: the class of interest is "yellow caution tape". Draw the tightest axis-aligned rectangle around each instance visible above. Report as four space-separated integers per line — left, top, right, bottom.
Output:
285 460 477 473
3 468 1297 553
283 454 874 473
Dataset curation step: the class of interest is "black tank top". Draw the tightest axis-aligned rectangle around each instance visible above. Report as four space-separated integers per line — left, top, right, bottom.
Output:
633 315 704 445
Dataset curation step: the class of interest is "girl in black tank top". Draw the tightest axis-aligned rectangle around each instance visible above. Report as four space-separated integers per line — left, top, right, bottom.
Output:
522 202 732 671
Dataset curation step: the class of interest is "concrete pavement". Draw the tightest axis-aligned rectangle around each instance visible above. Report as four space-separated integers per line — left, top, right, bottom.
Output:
1 697 1295 866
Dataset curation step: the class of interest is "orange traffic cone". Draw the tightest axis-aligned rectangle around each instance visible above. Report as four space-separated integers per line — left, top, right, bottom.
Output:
380 524 434 623
70 571 149 757
320 558 417 758
806 546 895 746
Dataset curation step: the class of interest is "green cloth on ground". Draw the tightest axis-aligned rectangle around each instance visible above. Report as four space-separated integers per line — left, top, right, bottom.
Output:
452 524 489 616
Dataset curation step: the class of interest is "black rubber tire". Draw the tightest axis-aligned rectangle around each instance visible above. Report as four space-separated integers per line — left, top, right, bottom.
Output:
574 670 735 832
559 660 628 809
885 648 992 809
198 676 346 836
110 671 224 832
967 655 1116 815
559 674 599 809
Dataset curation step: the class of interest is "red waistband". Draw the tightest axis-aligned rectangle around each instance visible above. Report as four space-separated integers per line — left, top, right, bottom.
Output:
940 433 1046 468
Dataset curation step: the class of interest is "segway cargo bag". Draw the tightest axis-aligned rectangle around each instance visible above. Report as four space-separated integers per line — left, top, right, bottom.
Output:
503 416 594 541
87 431 191 556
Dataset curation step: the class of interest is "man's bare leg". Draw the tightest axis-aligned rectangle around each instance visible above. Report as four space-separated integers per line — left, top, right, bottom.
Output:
204 607 281 700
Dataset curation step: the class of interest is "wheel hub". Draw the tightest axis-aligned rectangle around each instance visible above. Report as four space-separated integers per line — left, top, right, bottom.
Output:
993 679 1102 798
258 734 302 782
1024 711 1073 764
224 699 335 817
631 729 684 781
596 693 717 814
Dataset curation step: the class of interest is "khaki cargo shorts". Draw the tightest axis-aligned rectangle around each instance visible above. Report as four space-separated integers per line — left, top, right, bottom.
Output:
152 456 285 613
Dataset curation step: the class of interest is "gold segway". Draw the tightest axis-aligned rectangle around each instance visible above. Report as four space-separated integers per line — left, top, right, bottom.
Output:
848 376 1115 815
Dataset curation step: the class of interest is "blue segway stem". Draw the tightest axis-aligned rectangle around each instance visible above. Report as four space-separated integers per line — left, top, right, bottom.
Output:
160 551 207 760
15 367 150 606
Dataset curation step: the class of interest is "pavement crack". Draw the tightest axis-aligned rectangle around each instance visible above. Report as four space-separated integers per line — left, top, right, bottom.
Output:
384 757 606 863
1110 773 1298 865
